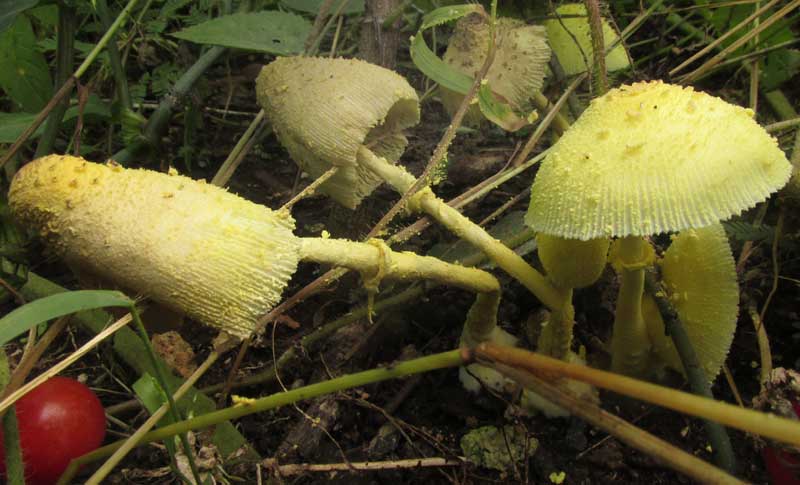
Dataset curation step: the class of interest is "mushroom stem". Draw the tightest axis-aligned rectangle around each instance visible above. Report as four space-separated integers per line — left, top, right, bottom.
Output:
298 237 501 334
536 288 574 360
356 146 563 311
610 236 652 377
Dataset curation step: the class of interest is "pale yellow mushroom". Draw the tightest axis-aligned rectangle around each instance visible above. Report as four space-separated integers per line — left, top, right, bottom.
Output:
526 81 792 377
440 14 550 125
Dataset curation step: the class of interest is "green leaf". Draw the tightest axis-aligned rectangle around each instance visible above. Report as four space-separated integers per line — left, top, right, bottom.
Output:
0 97 109 143
0 290 133 346
0 14 52 111
0 112 41 142
0 0 39 34
281 0 364 15
723 221 774 243
171 11 312 55
408 4 530 131
133 373 179 454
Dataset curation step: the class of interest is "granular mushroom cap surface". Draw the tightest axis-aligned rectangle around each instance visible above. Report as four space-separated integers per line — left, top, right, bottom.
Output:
256 56 420 209
526 81 792 240
9 155 300 339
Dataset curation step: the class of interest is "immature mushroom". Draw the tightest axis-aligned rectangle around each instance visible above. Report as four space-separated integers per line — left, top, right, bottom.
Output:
526 81 792 377
440 14 550 124
256 56 420 209
544 3 630 76
643 223 738 381
257 56 562 316
10 156 501 341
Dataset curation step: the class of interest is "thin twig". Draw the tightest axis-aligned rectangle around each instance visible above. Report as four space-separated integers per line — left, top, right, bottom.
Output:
273 457 465 476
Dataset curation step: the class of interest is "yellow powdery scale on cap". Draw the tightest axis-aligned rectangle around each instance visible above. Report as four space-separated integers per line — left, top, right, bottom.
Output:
256 56 420 209
644 224 738 381
441 14 550 124
544 3 630 76
526 81 792 240
9 155 300 339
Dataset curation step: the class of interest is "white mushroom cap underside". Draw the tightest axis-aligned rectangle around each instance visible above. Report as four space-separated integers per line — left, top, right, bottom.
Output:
526 81 792 240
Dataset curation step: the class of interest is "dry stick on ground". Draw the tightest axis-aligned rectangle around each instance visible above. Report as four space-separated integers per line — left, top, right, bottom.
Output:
273 457 465 476
489 362 745 485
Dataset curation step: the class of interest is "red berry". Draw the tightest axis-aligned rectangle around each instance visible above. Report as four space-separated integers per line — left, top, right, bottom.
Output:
0 376 106 485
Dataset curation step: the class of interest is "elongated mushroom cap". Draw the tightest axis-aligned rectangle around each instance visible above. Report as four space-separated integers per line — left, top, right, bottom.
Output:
536 234 609 289
544 3 630 76
643 224 738 381
527 81 793 240
256 56 420 209
441 14 550 124
9 155 300 339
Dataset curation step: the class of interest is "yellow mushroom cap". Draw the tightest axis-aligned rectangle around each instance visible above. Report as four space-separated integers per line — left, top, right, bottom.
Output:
536 234 609 289
441 14 550 124
526 81 793 240
256 56 420 209
9 155 300 339
544 3 630 76
643 224 738 381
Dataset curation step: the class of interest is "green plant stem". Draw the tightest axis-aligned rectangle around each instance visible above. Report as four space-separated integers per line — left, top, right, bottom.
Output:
64 350 465 474
583 0 608 95
644 271 735 473
95 0 132 111
34 3 77 158
83 351 220 485
356 147 562 311
113 46 227 164
211 110 266 186
129 308 204 484
610 236 651 377
474 342 800 447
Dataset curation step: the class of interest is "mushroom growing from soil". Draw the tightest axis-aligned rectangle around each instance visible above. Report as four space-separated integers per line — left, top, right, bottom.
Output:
9 155 501 342
526 80 792 377
544 3 630 76
440 13 550 125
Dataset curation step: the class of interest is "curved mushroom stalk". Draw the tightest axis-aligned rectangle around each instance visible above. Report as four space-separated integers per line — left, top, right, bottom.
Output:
440 13 551 125
643 224 738 382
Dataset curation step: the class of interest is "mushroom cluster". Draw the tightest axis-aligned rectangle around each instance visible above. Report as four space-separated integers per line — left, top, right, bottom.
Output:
526 80 792 378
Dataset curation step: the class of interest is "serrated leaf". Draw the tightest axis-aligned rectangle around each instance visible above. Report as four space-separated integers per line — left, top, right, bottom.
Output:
0 14 52 111
0 0 39 34
281 0 364 15
0 290 133 346
172 11 311 55
409 5 530 131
